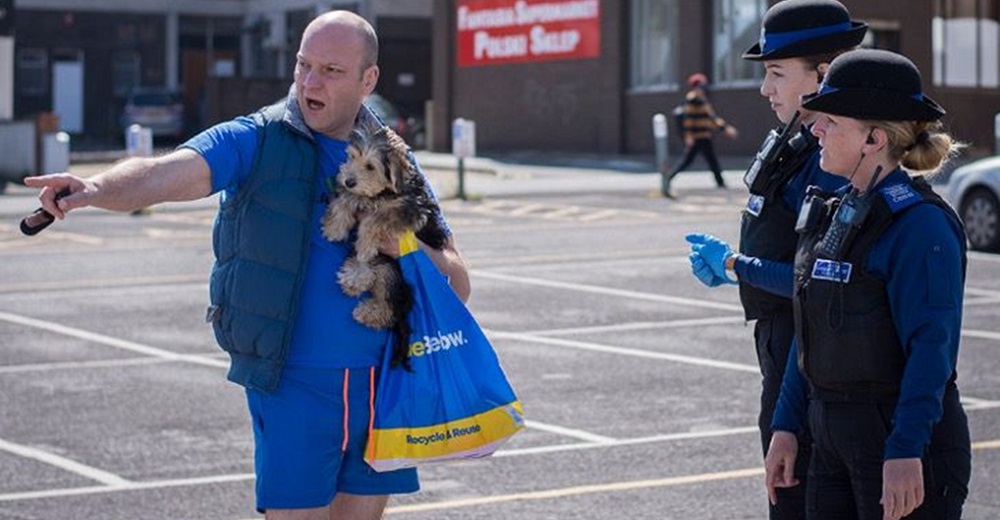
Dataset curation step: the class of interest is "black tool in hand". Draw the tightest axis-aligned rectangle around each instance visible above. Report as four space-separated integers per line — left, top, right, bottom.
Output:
20 188 72 236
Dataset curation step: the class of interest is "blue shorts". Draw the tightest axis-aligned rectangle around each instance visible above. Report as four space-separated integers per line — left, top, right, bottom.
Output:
246 366 419 511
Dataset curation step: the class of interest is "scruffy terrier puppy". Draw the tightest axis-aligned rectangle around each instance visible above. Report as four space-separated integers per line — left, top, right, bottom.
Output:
321 126 447 366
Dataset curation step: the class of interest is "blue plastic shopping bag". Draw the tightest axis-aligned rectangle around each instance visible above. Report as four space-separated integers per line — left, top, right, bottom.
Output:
364 231 525 472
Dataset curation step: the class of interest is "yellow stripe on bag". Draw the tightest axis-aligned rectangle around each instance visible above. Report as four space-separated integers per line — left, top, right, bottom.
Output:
399 230 419 256
369 402 525 460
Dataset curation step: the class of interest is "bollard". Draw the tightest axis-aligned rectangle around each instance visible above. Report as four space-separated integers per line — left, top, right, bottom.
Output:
125 124 154 214
995 113 1000 156
126 124 152 158
41 131 70 174
452 118 476 200
652 113 670 196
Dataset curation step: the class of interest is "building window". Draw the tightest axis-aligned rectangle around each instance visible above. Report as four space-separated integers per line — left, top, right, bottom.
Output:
629 0 680 91
861 20 901 53
933 0 1000 87
713 0 766 86
112 51 141 96
17 48 47 96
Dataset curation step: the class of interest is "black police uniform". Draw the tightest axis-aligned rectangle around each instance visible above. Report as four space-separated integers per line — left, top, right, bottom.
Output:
792 175 970 519
740 123 823 519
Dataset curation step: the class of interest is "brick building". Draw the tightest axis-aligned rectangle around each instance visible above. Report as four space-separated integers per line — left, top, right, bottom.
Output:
430 0 1000 158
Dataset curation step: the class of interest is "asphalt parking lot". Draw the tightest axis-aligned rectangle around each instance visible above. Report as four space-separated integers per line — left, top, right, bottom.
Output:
0 161 998 519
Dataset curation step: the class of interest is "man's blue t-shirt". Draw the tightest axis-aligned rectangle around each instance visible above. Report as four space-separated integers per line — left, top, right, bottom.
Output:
182 117 391 368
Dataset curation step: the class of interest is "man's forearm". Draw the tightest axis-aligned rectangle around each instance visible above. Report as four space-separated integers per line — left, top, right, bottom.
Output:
423 239 471 303
89 151 212 212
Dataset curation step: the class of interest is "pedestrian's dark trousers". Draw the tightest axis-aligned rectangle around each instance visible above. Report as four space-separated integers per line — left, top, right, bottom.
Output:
805 387 969 520
668 138 726 187
756 314 809 520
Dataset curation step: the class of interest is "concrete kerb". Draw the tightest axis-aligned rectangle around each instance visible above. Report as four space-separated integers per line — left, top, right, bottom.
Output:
17 148 759 203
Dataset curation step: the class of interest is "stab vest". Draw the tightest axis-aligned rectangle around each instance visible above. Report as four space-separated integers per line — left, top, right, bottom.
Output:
792 176 962 396
738 127 818 320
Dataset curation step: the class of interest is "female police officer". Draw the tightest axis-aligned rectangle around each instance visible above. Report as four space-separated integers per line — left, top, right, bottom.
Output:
685 1 865 516
764 49 970 520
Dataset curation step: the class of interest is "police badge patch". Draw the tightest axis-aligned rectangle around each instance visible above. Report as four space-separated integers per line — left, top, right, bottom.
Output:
879 183 920 213
811 258 852 283
746 194 765 216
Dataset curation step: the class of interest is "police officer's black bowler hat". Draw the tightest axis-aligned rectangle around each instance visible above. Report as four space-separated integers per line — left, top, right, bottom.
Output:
801 49 945 122
742 0 867 61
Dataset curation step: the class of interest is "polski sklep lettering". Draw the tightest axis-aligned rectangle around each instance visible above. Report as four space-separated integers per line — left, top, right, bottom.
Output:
406 424 482 445
408 330 467 357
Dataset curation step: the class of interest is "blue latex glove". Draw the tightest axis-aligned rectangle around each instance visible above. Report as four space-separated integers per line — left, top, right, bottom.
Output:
689 252 726 287
686 233 737 284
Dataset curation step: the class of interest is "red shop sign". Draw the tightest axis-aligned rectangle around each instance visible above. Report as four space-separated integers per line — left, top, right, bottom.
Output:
456 0 601 67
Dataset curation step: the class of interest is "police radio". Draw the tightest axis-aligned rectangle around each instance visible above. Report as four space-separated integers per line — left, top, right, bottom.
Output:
795 185 833 234
815 166 883 259
743 110 802 193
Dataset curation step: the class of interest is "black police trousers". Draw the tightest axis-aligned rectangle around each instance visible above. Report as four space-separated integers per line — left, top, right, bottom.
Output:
755 313 809 519
805 384 970 519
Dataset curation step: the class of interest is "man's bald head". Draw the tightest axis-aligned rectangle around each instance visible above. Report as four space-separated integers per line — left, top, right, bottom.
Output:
303 10 379 73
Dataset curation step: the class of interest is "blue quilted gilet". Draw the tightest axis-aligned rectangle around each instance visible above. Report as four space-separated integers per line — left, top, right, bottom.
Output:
207 96 318 393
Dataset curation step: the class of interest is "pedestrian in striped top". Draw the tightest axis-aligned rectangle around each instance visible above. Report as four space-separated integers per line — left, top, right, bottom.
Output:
664 73 739 198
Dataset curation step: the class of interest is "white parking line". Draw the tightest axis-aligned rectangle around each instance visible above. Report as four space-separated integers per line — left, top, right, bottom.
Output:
0 473 253 502
498 426 759 458
0 437 131 486
961 329 1000 342
489 330 759 373
0 311 227 369
524 420 617 444
525 316 746 337
4 426 999 504
473 270 744 312
0 357 168 374
961 396 1000 410
507 203 547 216
577 209 619 222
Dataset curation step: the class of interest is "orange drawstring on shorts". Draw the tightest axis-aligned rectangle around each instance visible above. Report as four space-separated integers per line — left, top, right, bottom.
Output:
342 367 377 455
368 366 375 442
342 368 350 452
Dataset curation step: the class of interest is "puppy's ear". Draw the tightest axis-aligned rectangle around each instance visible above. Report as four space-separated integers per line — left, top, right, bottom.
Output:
384 129 413 194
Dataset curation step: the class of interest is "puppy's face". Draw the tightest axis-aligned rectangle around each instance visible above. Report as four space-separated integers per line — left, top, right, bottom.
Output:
337 130 395 198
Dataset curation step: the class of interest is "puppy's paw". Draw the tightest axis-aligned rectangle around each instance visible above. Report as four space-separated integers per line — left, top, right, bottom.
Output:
338 258 375 296
353 298 395 329
321 203 355 242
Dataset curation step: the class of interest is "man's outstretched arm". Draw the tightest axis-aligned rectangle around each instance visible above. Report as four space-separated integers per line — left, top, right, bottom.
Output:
24 148 213 218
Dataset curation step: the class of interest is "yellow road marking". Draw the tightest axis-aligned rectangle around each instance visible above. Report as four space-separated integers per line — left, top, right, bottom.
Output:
386 439 1000 515
386 467 763 515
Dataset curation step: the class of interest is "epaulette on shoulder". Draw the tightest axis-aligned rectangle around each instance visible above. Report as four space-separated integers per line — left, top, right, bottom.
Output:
878 182 922 213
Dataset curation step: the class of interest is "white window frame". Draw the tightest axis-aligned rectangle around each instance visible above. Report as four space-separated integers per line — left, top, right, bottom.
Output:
933 0 1000 88
712 0 766 88
629 0 681 92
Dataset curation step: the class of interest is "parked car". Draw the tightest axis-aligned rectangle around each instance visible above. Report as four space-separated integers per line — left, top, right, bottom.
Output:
121 88 184 139
945 155 1000 252
364 93 426 149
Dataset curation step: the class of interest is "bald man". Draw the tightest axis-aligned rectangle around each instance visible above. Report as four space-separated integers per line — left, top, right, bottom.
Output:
25 11 469 519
